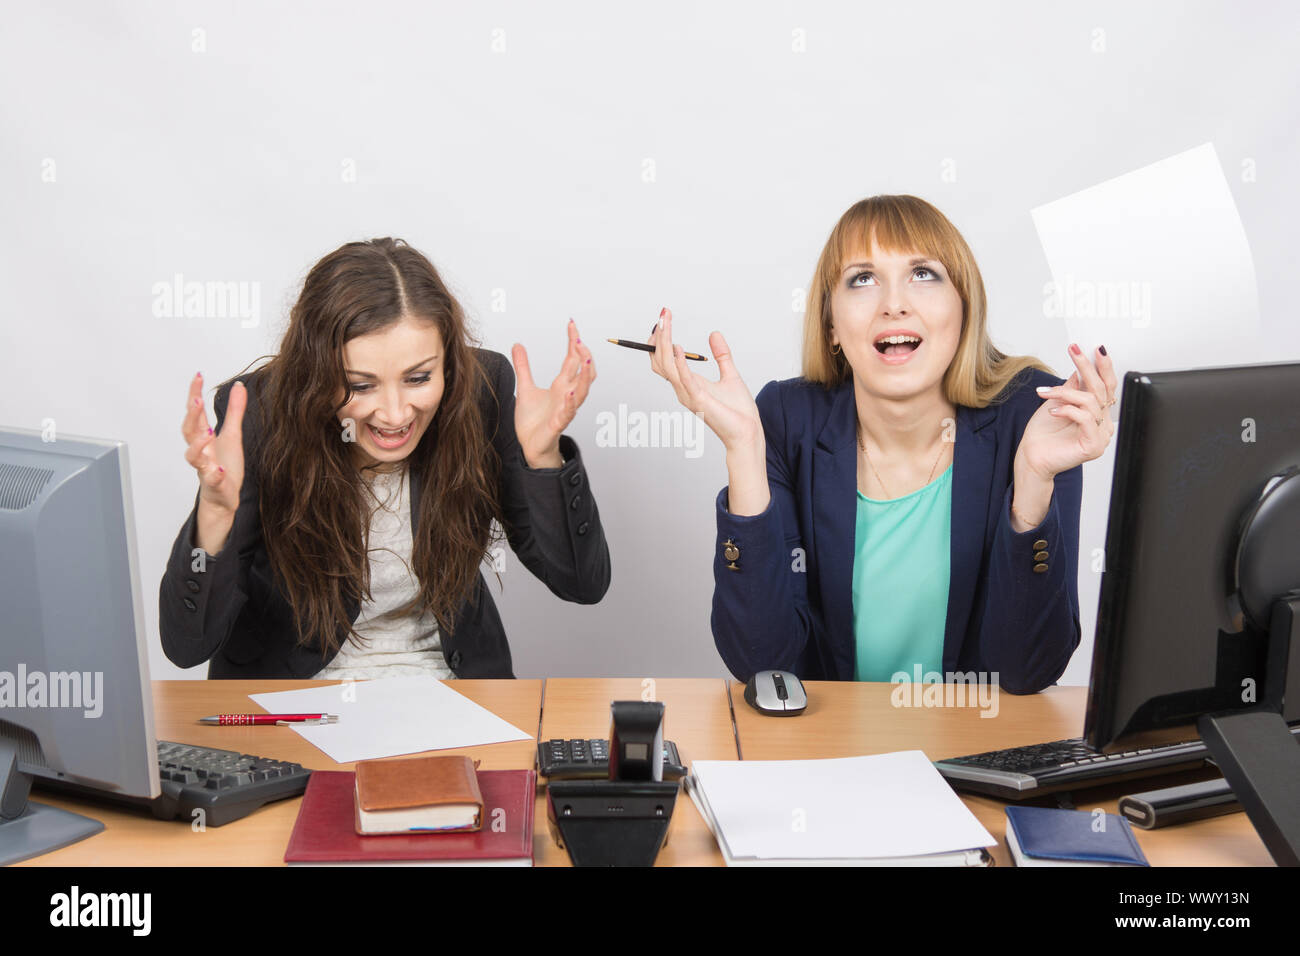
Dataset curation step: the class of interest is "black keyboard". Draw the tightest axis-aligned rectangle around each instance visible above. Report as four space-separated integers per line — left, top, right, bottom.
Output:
934 736 1212 799
939 722 1300 799
34 740 312 827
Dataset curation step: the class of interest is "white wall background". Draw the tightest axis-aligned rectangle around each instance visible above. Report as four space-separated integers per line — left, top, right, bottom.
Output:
3 1 1297 683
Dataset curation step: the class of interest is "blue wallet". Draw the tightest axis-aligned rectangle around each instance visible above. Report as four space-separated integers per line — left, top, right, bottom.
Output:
1005 805 1150 866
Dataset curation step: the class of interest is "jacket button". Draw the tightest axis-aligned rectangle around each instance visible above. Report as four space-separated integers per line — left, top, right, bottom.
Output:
183 598 197 612
185 578 201 593
570 494 582 511
1033 563 1049 573
568 472 581 487
577 521 589 536
1032 539 1048 550
723 538 740 571
449 650 462 669
1034 550 1049 562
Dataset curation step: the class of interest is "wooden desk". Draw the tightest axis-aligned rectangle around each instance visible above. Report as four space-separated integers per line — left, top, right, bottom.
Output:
21 680 542 867
534 678 736 866
730 681 1274 867
17 678 1275 866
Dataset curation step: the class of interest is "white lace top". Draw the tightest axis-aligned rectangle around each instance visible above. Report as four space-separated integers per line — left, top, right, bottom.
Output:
313 465 454 680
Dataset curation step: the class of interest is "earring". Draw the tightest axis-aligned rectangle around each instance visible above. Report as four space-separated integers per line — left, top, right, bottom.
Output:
830 342 842 356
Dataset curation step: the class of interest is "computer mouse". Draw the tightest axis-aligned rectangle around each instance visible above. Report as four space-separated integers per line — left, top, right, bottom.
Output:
743 670 808 716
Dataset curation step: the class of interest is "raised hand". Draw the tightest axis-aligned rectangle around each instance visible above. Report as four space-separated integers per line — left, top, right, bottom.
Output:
182 373 247 552
1017 344 1118 481
647 307 762 452
511 319 596 469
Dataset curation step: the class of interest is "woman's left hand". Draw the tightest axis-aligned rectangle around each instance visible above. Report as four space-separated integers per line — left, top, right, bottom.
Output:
511 319 596 469
1016 344 1118 482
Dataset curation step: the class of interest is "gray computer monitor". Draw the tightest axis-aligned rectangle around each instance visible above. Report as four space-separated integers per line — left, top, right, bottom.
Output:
0 428 158 864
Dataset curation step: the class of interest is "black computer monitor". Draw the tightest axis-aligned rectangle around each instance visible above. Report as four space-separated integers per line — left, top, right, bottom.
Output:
1083 360 1300 864
0 429 159 864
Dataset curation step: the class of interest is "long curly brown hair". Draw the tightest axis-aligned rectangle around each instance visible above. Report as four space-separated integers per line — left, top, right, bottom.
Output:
239 238 503 659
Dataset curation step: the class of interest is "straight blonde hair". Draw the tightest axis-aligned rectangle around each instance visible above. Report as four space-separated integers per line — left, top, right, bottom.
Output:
802 195 1053 406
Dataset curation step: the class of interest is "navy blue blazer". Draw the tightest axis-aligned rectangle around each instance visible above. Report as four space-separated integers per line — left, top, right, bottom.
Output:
711 367 1082 694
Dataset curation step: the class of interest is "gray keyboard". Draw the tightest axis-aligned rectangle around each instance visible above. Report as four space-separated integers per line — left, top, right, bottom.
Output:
34 740 312 826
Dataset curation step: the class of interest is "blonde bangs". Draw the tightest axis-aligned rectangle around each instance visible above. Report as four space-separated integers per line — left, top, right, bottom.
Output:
801 195 1053 404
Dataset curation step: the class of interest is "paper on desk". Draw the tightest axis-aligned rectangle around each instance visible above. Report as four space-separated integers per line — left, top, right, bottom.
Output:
688 751 994 860
1031 142 1261 376
248 676 531 764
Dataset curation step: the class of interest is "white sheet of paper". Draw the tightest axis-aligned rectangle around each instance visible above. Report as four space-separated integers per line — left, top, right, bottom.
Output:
689 751 994 860
247 676 532 764
1031 142 1261 376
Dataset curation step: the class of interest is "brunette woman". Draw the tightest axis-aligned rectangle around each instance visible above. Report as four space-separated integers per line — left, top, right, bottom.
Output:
160 238 610 678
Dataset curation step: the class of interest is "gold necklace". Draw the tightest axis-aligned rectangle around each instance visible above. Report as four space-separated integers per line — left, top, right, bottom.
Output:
857 427 948 499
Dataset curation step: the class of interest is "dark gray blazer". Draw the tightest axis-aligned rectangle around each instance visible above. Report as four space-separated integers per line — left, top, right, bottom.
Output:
159 349 610 678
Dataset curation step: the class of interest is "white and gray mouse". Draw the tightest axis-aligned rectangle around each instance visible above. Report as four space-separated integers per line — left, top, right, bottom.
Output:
743 669 808 716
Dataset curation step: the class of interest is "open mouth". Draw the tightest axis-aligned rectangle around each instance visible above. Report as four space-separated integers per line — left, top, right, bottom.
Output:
873 333 923 357
367 422 413 447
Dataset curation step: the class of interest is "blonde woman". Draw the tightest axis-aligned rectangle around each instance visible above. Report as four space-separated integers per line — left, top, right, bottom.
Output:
648 195 1116 693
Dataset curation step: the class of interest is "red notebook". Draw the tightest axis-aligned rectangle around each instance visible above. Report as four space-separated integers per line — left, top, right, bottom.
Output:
284 770 535 866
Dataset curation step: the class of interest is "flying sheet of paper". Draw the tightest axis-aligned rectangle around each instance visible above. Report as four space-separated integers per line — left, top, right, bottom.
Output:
248 676 532 764
688 751 994 860
1031 142 1261 377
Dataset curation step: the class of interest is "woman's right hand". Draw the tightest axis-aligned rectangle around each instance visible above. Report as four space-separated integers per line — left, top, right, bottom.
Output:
183 373 247 551
647 308 763 453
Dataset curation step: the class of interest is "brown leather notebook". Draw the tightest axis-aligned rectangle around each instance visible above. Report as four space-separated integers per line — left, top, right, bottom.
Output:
354 754 484 835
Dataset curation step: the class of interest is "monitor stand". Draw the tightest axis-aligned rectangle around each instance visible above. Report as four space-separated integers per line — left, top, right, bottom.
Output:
0 743 104 865
1199 711 1300 866
1197 595 1300 867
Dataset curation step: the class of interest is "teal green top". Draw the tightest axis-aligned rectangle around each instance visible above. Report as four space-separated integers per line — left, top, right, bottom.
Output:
851 463 953 682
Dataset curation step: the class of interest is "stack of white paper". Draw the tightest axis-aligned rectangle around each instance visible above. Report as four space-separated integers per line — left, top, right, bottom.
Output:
686 751 996 866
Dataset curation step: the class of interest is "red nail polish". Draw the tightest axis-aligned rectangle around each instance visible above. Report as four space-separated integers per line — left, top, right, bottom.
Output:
218 466 224 473
208 427 213 435
194 398 201 406
586 359 591 364
660 308 666 318
1098 344 1107 356
1070 343 1081 355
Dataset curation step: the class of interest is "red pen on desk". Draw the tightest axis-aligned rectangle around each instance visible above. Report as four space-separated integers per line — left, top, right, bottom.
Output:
198 714 339 725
